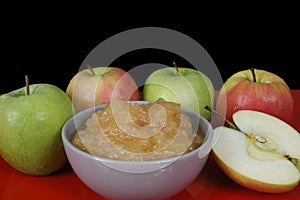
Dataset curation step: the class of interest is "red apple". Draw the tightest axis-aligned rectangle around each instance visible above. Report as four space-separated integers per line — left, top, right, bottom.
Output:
215 68 294 126
66 66 141 113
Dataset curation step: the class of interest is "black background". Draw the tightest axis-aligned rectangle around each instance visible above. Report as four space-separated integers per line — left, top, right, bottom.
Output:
2 3 299 94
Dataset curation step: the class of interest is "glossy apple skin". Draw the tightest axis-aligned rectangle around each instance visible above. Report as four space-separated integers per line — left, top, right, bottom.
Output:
66 67 141 113
216 69 294 125
0 84 73 176
143 67 215 120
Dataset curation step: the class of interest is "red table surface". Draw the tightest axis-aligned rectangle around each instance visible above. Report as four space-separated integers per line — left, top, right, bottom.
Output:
1 90 300 200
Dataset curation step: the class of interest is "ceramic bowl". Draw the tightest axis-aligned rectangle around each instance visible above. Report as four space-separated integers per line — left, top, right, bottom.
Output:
62 101 213 200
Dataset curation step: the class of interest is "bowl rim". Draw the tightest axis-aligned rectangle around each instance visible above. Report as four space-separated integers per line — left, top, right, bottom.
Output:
62 101 213 164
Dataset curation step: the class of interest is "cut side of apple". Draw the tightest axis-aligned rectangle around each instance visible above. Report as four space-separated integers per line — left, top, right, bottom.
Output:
212 110 300 193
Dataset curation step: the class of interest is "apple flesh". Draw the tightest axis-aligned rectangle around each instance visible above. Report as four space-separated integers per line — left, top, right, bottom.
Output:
143 67 215 120
212 110 300 193
66 67 141 113
216 69 294 126
0 84 73 176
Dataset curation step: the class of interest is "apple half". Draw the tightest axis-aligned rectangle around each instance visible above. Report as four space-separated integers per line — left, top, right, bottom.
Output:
212 110 300 193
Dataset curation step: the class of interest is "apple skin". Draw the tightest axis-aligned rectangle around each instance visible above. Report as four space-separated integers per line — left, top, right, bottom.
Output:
66 67 141 113
212 151 299 193
216 69 294 126
0 84 73 176
142 67 215 120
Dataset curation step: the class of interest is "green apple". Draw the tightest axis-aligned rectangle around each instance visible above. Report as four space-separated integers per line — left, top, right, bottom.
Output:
0 82 73 176
212 110 300 193
143 67 215 120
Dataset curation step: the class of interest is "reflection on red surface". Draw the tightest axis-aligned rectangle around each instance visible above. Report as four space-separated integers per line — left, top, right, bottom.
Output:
1 91 300 200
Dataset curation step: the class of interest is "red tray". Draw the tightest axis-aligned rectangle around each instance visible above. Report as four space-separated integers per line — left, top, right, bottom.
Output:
1 91 300 200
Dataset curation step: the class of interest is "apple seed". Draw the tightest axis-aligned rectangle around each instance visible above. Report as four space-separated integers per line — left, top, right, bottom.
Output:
254 135 266 143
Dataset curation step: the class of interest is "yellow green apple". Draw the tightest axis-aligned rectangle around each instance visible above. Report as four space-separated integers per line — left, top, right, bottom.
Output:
142 66 215 120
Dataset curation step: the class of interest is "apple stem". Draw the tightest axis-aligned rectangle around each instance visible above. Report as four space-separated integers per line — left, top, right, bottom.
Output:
173 61 180 75
87 64 96 76
25 75 30 95
250 68 256 83
204 106 239 130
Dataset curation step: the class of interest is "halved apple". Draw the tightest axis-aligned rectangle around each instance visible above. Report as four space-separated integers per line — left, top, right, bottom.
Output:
212 110 300 193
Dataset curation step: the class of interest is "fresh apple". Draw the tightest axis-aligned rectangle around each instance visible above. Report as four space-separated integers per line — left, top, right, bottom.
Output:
216 68 294 126
142 65 215 120
212 110 300 193
0 77 73 176
66 66 141 113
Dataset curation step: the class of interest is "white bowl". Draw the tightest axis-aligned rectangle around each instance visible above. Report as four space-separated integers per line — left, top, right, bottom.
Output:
62 101 213 200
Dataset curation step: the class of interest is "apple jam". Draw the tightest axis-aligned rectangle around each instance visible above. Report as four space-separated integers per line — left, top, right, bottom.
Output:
71 98 203 161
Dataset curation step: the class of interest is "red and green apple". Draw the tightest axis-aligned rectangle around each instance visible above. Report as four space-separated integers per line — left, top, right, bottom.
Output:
216 68 294 126
66 66 141 113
